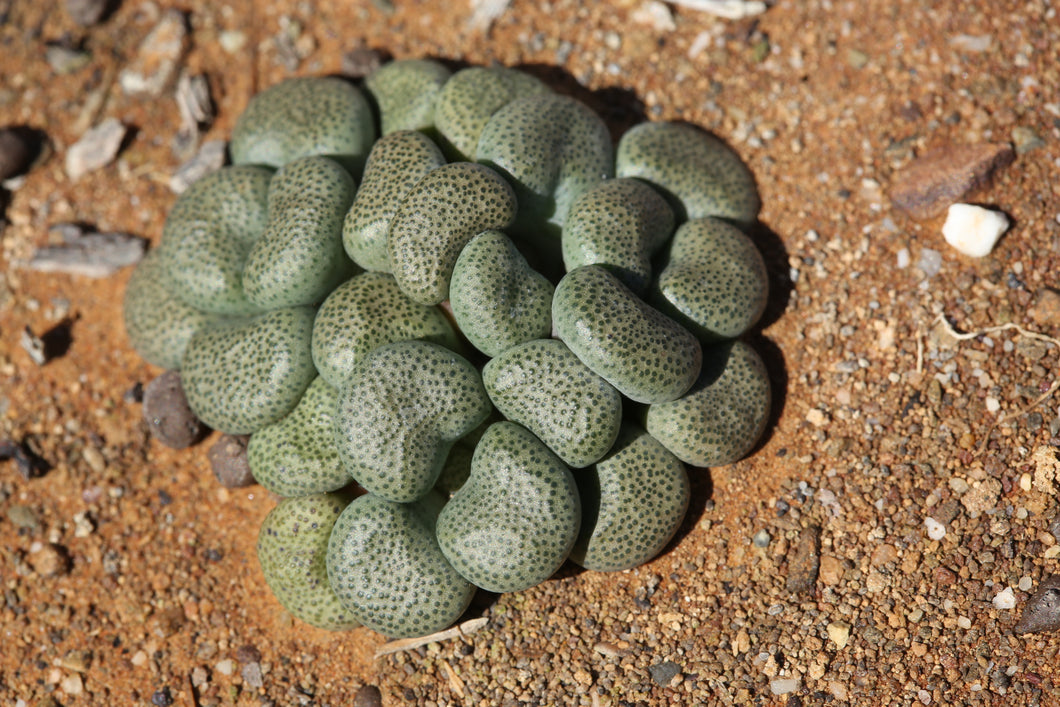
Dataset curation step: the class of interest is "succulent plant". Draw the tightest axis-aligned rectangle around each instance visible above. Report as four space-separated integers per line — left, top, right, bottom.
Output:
436 422 581 593
571 424 690 572
326 491 474 638
123 60 774 639
257 491 361 631
552 265 703 404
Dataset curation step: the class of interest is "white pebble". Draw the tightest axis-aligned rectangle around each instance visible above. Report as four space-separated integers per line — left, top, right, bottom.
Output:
992 586 1016 610
957 615 972 629
770 678 800 695
942 203 1010 258
924 516 946 540
1019 576 1033 592
896 247 910 268
918 688 932 704
215 658 236 676
985 397 1000 413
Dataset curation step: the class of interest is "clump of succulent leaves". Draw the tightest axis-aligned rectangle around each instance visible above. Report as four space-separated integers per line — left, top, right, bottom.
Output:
123 60 772 638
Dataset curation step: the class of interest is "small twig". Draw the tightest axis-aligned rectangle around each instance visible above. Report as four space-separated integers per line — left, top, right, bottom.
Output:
374 617 489 658
931 314 1060 349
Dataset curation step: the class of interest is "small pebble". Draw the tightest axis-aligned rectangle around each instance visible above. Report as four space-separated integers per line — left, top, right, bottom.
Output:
214 659 236 676
169 139 226 194
218 30 248 55
647 660 681 686
241 662 264 689
1028 288 1060 327
1020 576 1034 592
924 516 946 540
770 678 800 696
342 46 384 78
916 248 942 277
752 529 771 547
353 685 383 707
207 435 254 488
65 117 126 181
827 620 851 649
6 504 39 529
896 247 910 268
142 370 206 449
45 43 90 74
190 666 209 687
20 326 47 365
785 525 821 593
942 203 1010 258
60 673 84 696
151 687 174 706
993 586 1016 610
65 0 111 26
1011 126 1045 154
26 225 147 277
119 9 188 97
28 543 71 577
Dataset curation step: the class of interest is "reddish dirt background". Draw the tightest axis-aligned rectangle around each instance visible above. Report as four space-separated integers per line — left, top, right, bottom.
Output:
2 0 1060 705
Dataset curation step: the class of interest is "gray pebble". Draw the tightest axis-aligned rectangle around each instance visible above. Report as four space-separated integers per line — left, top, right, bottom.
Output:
648 660 682 686
65 117 127 181
26 225 147 278
142 370 205 449
207 435 254 488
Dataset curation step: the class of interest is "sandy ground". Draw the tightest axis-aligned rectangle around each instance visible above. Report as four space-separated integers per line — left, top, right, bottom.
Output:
2 0 1059 704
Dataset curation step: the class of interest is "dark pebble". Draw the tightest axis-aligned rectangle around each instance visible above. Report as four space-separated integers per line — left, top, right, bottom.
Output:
142 370 205 449
65 0 113 26
352 685 382 707
235 644 262 664
785 525 821 593
648 660 681 686
150 687 174 707
207 435 255 488
1015 575 1060 635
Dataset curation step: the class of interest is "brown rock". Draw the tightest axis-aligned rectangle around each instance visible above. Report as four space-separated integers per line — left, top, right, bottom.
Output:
785 525 821 593
142 370 205 449
1028 289 1060 328
207 435 254 488
935 567 957 586
819 555 845 585
889 142 1014 220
